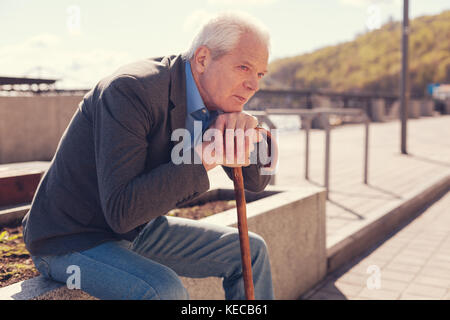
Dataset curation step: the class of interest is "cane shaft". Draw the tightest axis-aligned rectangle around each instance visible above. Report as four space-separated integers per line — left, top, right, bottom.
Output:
232 167 255 300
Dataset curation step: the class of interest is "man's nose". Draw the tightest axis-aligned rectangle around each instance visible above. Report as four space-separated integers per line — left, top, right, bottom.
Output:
244 75 259 92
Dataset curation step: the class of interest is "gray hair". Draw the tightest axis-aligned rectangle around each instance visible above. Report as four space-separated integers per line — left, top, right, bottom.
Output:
184 12 270 60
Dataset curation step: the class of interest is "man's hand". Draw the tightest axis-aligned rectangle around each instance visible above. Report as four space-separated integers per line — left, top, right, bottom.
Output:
195 111 263 171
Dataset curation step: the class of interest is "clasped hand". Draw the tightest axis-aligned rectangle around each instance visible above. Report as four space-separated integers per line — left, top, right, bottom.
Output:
195 111 265 171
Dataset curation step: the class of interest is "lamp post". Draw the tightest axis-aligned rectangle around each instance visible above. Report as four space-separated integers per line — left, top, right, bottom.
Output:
400 0 409 154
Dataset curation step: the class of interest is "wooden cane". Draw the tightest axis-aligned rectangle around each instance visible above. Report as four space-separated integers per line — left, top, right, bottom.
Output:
231 127 276 300
232 166 255 300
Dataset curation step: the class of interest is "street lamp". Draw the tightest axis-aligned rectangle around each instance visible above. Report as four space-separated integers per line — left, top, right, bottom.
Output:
400 0 409 154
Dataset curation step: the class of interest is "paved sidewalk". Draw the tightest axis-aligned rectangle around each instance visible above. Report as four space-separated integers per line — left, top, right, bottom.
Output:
303 190 450 300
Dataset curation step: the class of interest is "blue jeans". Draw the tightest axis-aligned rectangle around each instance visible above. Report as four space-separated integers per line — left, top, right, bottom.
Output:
31 216 274 300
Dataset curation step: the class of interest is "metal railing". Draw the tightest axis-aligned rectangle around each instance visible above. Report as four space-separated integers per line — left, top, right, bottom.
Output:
250 108 370 198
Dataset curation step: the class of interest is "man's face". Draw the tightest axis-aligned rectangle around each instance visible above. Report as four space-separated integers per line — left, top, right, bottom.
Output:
192 32 269 113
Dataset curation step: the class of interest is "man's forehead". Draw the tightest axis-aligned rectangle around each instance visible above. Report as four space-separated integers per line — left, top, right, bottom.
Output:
228 47 268 70
231 51 268 70
235 34 268 63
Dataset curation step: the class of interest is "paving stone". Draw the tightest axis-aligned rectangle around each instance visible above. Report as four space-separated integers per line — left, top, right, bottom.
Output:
384 262 422 274
424 260 450 271
322 281 365 297
419 267 450 280
413 275 450 289
336 273 369 287
403 283 447 299
357 288 400 300
399 293 436 300
441 291 450 300
379 269 416 283
377 279 410 292
390 255 429 266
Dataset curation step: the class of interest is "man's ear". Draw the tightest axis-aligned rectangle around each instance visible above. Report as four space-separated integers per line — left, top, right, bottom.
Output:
192 46 211 74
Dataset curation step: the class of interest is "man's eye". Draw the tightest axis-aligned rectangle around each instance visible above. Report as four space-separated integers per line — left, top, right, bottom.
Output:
239 65 249 71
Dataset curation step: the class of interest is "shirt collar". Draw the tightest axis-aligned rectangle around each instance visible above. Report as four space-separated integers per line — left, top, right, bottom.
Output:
185 61 207 116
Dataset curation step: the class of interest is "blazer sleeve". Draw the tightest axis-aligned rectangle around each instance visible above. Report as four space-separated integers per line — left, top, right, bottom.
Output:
93 75 210 234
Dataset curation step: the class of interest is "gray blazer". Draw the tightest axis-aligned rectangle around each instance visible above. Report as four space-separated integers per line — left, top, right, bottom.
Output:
22 54 270 256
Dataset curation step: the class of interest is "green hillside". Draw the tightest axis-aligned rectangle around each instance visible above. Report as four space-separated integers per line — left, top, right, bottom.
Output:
264 10 450 97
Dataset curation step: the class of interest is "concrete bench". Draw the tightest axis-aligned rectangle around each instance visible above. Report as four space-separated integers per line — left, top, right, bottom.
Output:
0 276 96 300
0 186 327 300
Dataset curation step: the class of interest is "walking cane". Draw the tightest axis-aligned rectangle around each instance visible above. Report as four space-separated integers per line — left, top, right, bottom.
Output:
231 127 276 300
232 166 255 300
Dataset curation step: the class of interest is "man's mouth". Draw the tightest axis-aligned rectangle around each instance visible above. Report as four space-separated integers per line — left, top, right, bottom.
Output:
234 95 246 103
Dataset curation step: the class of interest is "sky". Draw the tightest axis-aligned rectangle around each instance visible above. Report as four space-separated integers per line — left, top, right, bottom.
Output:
0 0 449 89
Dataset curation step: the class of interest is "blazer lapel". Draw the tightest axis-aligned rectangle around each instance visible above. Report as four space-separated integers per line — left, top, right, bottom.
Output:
168 54 188 134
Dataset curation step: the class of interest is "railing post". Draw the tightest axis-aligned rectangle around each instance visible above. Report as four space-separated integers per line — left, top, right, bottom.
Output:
304 116 311 180
364 114 369 184
323 113 330 199
253 112 277 185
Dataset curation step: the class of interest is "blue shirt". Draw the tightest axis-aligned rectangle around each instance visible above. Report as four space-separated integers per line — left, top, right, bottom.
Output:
184 61 220 149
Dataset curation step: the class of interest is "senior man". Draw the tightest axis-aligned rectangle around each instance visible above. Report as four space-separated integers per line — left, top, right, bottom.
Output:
22 12 275 300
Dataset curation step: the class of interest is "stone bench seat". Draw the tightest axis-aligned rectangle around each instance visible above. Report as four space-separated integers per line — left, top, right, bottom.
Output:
0 275 96 300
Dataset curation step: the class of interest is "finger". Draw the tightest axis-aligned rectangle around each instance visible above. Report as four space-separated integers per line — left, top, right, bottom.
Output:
235 128 246 166
244 133 251 166
236 113 247 132
225 128 235 166
222 114 237 165
248 115 259 131
235 116 249 166
225 113 238 131
205 128 223 166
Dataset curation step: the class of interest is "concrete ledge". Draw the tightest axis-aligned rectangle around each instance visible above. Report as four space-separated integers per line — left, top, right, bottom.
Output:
420 99 435 117
181 186 327 300
385 100 400 120
0 203 30 226
370 99 386 122
408 99 422 119
0 276 96 300
444 100 450 114
326 171 450 274
0 185 327 300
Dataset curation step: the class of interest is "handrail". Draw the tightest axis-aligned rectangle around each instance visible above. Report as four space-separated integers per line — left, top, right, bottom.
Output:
249 108 370 199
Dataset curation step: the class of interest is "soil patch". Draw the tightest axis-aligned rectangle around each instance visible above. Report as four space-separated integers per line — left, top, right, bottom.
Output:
167 200 236 220
0 225 40 288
